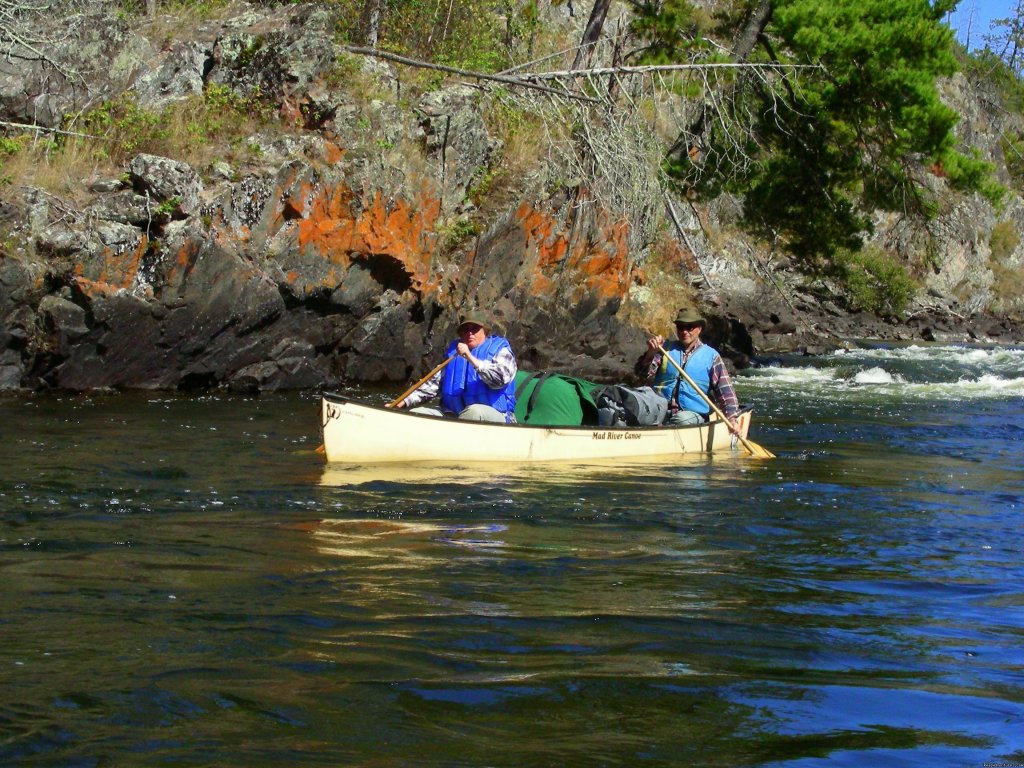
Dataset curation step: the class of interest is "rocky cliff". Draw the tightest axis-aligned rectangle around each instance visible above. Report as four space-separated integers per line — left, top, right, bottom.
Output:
0 2 1021 392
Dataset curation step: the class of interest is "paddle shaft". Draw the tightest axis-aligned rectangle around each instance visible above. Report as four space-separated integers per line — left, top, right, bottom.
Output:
388 353 457 408
655 343 773 458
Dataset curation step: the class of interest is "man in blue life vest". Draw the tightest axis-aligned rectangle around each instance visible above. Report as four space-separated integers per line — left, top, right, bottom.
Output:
635 307 741 433
397 311 518 423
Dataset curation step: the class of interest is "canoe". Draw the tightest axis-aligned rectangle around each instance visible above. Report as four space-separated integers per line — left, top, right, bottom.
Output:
320 393 754 464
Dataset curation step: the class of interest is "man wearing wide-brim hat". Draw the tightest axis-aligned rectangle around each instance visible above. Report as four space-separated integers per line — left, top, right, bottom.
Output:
635 307 740 430
396 310 519 423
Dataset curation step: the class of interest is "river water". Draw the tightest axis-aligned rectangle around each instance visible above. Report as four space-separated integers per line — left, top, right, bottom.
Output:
2 344 1022 766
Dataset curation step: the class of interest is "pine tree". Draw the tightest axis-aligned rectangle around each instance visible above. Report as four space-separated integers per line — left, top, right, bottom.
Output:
637 0 997 266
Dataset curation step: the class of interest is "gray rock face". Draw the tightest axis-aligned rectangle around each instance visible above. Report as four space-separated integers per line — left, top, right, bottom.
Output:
88 191 161 227
0 13 152 127
418 86 499 214
133 41 211 109
128 154 203 218
0 2 1019 393
38 295 89 340
207 5 339 111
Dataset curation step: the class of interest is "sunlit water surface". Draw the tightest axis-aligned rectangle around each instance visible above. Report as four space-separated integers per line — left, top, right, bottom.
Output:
2 343 1022 766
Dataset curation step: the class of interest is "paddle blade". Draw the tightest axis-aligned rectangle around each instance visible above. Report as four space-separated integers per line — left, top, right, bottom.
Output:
743 439 775 459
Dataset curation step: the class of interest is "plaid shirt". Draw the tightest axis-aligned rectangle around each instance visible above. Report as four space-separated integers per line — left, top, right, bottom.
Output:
402 344 518 410
635 340 740 418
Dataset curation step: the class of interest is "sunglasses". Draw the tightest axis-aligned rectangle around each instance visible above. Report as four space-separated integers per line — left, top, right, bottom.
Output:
675 323 701 331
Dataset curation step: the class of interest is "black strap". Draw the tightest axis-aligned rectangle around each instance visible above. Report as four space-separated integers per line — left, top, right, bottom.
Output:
514 371 556 423
515 371 545 400
666 347 691 407
525 372 554 420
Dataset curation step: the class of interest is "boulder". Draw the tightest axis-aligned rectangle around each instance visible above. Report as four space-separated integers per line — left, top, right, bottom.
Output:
133 41 210 110
128 154 203 218
37 295 89 340
0 13 151 127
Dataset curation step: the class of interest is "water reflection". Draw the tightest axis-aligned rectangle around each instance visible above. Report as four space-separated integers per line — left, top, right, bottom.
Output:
317 455 722 488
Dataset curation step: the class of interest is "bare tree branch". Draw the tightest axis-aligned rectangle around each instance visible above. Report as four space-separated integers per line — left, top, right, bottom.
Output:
0 0 79 79
0 118 104 139
515 61 820 79
343 46 601 104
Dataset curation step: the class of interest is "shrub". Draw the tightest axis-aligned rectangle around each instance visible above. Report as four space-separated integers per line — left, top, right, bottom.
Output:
1 82 275 197
991 261 1024 308
437 217 480 252
74 94 168 163
990 220 1020 261
1000 131 1024 193
989 221 1024 310
832 247 918 317
331 0 513 73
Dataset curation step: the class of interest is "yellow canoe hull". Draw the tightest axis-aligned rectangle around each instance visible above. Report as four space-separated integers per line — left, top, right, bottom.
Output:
320 394 752 464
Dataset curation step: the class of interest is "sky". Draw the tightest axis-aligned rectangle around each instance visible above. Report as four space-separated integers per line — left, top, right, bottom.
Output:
946 0 1015 50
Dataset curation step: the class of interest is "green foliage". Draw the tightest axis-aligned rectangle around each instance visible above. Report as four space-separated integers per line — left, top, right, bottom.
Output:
0 133 42 185
961 49 1024 112
981 4 1024 79
758 0 965 257
331 0 512 73
989 220 1024 308
990 220 1021 261
437 217 480 251
0 135 29 156
630 0 714 64
155 196 182 217
484 94 531 135
326 53 362 90
941 148 1003 206
832 247 918 316
509 0 542 57
640 0 994 269
76 95 168 161
468 166 503 205
990 260 1024 309
67 83 271 168
1000 131 1024 192
481 94 556 177
116 0 234 20
330 0 363 44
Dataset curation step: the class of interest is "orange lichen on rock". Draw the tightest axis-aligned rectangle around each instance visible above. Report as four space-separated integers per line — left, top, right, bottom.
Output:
72 276 123 299
516 203 632 300
161 239 202 291
323 141 345 165
72 236 150 299
294 185 442 293
661 236 700 274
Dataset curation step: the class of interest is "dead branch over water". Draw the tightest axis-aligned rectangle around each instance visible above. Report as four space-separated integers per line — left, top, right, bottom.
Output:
344 45 817 260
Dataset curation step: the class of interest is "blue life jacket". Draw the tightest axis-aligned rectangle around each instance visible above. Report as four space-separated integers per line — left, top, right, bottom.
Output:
440 335 517 418
653 341 717 415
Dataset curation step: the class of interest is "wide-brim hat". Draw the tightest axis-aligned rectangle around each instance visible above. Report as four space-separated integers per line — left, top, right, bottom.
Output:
457 311 489 331
674 307 706 327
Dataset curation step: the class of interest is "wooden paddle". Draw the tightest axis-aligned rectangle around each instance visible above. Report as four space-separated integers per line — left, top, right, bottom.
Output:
316 353 457 456
656 343 775 459
387 353 457 408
